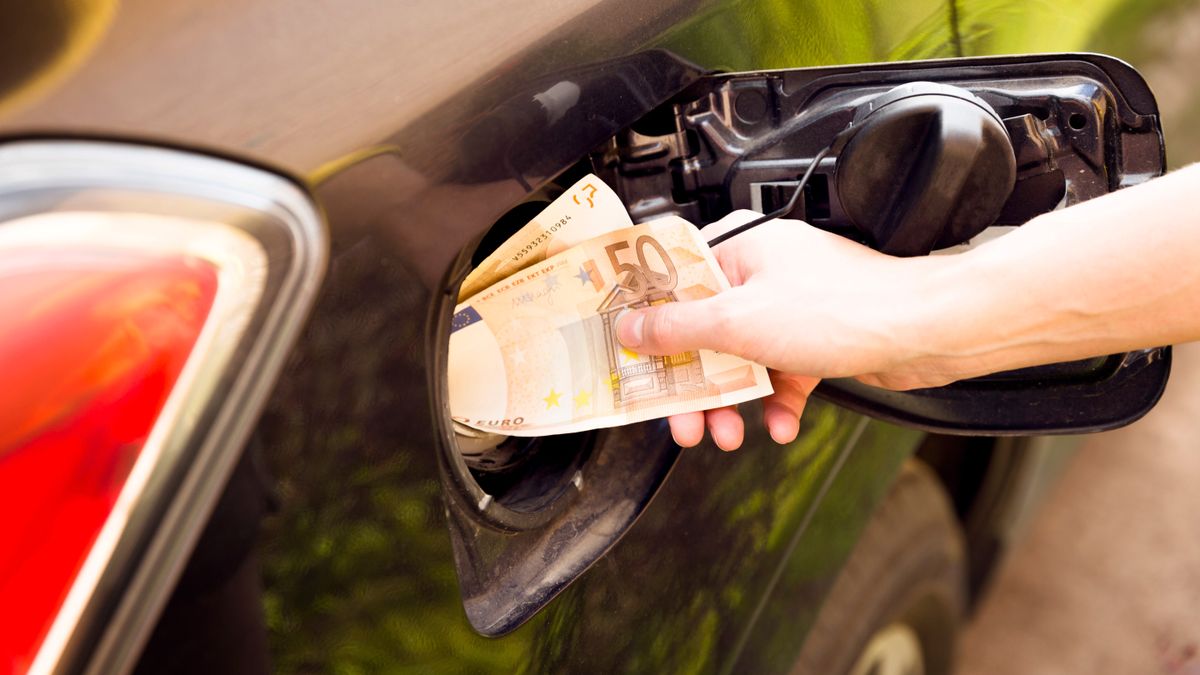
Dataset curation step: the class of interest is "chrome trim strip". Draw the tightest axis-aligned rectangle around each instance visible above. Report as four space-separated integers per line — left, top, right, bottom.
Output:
0 141 328 675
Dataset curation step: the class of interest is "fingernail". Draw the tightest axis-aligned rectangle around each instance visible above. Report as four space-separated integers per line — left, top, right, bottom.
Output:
616 309 644 348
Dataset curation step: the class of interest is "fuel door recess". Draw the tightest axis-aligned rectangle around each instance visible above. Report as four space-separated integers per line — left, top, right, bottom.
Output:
435 184 681 638
593 53 1168 434
437 53 1168 640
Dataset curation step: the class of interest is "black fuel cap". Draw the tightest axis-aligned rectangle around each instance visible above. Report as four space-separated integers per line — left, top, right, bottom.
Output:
834 82 1016 257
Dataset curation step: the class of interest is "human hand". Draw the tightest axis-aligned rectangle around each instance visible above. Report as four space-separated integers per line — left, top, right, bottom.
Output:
616 210 957 450
619 164 1200 449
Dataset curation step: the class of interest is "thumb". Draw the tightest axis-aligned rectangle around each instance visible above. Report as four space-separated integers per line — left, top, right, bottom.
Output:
616 297 731 356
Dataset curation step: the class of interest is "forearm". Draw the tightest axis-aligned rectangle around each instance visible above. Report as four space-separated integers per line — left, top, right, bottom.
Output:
907 163 1200 382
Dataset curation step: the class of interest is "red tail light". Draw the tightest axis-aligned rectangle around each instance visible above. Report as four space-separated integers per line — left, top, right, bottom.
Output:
0 249 218 670
0 144 326 674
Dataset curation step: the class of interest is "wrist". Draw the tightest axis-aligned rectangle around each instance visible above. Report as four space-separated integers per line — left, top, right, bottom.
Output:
897 219 1077 385
884 242 1023 386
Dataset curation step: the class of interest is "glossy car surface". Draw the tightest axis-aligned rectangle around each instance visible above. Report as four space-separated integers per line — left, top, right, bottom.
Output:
0 0 1187 673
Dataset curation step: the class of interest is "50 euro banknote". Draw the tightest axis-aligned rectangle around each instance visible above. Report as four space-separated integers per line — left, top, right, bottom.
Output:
449 216 773 436
458 173 632 301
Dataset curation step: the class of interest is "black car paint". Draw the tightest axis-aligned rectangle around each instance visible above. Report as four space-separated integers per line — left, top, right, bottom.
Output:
0 0 1170 672
241 47 927 666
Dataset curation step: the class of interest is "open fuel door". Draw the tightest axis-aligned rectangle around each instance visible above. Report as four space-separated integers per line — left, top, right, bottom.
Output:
438 52 1167 641
592 53 1168 434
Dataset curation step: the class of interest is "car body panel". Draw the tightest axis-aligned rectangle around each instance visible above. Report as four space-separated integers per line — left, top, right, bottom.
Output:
0 0 1184 672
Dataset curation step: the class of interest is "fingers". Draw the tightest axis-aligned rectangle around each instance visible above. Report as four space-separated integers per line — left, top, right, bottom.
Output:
616 295 734 356
762 373 820 444
762 401 799 444
670 377 815 451
669 373 819 452
705 406 745 451
668 407 744 450
667 412 706 447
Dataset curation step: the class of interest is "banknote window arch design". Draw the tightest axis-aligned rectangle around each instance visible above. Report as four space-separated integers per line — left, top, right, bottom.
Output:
597 235 704 409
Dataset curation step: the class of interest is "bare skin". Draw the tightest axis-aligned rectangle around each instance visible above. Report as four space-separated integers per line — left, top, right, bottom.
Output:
615 163 1200 451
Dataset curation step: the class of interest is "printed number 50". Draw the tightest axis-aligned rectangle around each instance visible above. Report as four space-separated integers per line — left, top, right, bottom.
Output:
604 235 678 292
